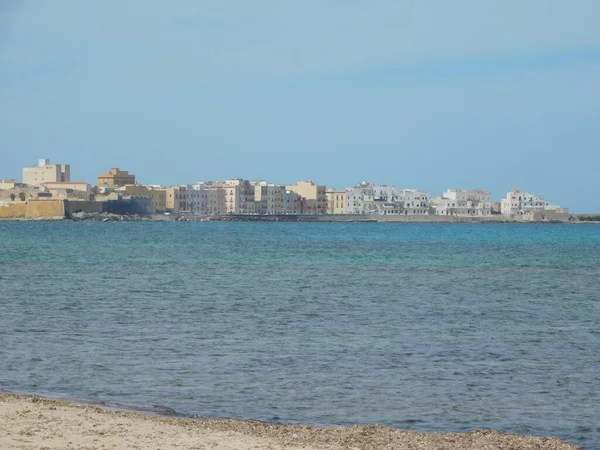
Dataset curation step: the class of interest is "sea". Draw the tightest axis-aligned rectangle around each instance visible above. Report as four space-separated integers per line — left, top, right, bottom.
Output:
0 221 599 447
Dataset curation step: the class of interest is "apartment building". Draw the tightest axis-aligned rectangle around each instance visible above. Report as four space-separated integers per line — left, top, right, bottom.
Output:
285 181 327 214
326 189 347 214
206 186 227 215
97 168 136 188
221 179 256 214
23 159 70 186
431 189 492 217
395 189 430 215
186 184 210 214
346 183 376 214
346 183 429 215
501 190 565 217
255 182 301 214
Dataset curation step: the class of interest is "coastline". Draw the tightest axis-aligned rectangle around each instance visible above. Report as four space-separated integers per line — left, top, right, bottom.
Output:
0 393 579 449
1 212 597 224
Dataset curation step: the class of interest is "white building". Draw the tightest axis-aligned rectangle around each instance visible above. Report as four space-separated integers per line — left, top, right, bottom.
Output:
394 189 430 215
345 183 429 215
23 159 70 186
431 189 492 217
500 190 565 217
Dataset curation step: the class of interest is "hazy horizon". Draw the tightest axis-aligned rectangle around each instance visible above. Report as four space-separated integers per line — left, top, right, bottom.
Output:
2 1 600 212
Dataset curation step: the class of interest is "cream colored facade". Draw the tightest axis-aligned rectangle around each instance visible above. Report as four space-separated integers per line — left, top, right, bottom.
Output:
285 181 327 214
206 187 226 215
254 182 300 214
117 185 166 212
157 186 183 213
97 168 136 188
23 159 70 186
326 189 347 214
0 179 20 190
42 182 91 201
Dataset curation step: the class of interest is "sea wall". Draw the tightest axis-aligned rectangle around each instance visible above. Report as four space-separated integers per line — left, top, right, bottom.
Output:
26 200 65 218
0 202 27 218
64 200 104 215
106 197 154 215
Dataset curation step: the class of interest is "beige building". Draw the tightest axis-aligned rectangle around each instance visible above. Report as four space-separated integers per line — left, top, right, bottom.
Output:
254 182 300 214
0 179 21 190
206 186 226 215
285 181 327 214
117 185 166 212
157 186 184 213
326 189 347 214
42 182 91 201
97 168 136 188
23 159 70 186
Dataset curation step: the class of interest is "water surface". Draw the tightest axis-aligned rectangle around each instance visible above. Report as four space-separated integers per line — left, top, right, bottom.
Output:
0 222 599 447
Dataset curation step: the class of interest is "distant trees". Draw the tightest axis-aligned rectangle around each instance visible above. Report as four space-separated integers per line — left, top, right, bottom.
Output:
9 193 15 201
18 192 26 201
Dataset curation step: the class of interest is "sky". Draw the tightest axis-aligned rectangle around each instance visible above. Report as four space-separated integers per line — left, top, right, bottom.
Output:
1 1 600 212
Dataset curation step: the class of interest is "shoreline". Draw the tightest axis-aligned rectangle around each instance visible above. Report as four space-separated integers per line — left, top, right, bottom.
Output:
1 214 598 224
0 393 579 449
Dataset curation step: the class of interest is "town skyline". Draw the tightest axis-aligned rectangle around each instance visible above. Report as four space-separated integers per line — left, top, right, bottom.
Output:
2 2 600 213
0 158 569 221
3 157 571 211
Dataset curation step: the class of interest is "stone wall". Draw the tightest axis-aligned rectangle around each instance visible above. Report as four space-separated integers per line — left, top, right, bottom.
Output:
26 200 65 218
0 202 27 218
64 200 104 215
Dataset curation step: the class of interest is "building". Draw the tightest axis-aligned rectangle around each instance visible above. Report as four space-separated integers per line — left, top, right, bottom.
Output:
345 183 429 215
394 189 430 215
116 185 167 212
206 186 226 215
41 182 92 201
326 189 346 214
186 184 210 214
158 186 184 213
285 181 327 214
23 159 70 186
345 183 376 214
255 182 284 214
254 182 301 215
430 189 492 217
97 168 135 188
0 179 21 190
500 190 567 217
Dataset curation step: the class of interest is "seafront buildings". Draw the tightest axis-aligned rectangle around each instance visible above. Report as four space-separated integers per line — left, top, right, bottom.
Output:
0 158 572 220
345 183 430 215
285 181 327 214
430 189 492 217
500 190 568 219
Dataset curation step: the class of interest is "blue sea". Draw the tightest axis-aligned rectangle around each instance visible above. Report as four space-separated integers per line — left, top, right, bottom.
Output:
1 222 599 447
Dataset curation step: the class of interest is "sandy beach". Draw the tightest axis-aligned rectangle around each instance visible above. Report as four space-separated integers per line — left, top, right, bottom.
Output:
0 393 579 450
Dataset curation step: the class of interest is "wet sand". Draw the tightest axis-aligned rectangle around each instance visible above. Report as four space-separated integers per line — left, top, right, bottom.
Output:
0 393 579 449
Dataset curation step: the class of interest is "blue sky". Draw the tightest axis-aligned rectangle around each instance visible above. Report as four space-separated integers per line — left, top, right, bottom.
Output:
1 1 600 212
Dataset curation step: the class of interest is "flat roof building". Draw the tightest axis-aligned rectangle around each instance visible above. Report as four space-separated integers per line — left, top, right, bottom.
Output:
23 159 70 186
97 168 135 188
